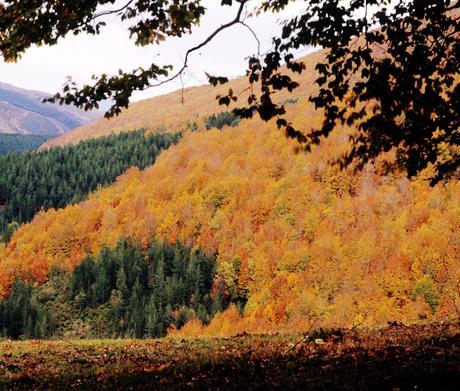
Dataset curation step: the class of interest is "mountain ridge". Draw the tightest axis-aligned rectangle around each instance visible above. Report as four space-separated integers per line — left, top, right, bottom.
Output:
0 82 101 135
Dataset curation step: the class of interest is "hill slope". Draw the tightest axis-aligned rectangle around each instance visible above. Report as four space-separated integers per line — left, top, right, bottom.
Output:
1 47 458 335
0 130 180 241
1 109 458 332
0 82 100 135
43 50 325 148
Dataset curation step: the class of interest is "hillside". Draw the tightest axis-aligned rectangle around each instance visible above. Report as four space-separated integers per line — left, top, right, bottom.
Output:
1 41 458 336
0 82 100 135
1 99 458 334
42 50 325 148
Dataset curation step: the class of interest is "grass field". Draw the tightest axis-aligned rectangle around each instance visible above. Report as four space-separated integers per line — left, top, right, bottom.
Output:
0 323 458 390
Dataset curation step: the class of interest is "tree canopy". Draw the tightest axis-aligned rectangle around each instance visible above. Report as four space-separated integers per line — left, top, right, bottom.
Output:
0 0 458 183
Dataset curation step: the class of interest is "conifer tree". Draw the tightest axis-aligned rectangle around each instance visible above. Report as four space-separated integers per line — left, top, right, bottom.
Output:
145 294 159 338
128 277 145 338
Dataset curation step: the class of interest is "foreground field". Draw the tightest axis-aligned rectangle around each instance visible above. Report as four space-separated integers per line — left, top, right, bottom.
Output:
0 323 458 390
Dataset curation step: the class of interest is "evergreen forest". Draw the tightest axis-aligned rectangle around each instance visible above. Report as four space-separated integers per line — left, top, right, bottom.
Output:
0 129 181 241
0 238 223 339
0 133 53 155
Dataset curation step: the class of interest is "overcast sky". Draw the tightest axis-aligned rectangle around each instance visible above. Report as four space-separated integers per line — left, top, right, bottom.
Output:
0 0 309 101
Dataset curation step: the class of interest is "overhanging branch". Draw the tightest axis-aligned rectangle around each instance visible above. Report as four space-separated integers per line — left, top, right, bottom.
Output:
150 0 249 88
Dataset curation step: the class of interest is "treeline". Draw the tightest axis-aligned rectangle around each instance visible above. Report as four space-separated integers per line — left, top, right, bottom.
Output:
0 238 227 339
0 133 53 155
0 129 181 241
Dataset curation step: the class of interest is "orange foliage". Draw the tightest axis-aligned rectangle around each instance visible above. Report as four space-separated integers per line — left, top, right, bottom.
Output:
1 77 459 336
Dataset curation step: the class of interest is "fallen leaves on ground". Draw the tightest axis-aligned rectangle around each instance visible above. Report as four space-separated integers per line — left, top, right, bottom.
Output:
0 322 458 390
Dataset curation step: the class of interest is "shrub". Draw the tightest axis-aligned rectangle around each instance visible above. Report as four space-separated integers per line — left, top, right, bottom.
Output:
204 111 240 130
413 275 441 313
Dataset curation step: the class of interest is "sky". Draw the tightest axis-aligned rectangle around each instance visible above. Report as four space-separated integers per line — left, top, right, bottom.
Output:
0 0 310 102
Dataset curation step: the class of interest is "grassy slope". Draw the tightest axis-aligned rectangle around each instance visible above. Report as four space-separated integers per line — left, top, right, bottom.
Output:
0 323 458 390
42 50 324 148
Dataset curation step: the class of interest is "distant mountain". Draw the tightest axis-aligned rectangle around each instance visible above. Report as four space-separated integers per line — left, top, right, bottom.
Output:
0 82 101 135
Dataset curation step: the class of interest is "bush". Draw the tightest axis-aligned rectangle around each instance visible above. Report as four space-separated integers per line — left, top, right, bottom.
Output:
204 111 240 130
282 97 299 105
413 275 441 313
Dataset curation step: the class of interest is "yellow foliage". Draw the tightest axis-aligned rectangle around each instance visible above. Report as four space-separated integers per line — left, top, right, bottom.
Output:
0 67 458 336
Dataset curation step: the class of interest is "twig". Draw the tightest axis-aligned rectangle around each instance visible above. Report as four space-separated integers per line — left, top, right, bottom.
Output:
90 0 135 21
343 322 360 336
239 21 261 56
149 0 249 89
285 315 322 353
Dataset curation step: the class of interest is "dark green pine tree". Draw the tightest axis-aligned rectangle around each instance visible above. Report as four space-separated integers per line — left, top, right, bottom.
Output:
116 265 129 303
187 250 205 306
128 277 145 338
112 265 129 335
92 262 110 305
144 294 159 338
152 253 166 307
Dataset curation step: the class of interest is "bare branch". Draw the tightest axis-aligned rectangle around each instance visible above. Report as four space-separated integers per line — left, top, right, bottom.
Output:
239 21 261 56
149 0 249 89
90 0 135 22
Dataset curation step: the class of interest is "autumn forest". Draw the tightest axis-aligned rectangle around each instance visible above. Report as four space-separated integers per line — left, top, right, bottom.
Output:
0 86 458 339
0 1 458 387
